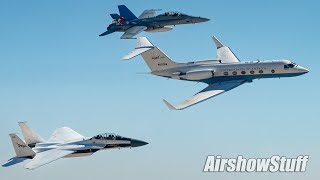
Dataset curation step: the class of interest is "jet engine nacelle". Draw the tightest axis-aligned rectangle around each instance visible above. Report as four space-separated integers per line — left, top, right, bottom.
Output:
145 26 174 32
184 70 214 80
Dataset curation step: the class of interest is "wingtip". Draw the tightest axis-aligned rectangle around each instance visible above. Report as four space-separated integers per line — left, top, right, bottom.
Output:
162 99 178 110
211 36 224 49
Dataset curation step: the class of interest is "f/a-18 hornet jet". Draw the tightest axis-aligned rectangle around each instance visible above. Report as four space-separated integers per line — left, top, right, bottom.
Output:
99 5 209 39
2 122 148 170
123 36 309 110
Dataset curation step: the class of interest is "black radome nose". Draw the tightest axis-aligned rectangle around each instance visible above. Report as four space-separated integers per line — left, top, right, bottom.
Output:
131 139 148 147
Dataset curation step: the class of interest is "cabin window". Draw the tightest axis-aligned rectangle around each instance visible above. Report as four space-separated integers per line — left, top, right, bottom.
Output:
271 69 275 73
284 65 289 69
223 72 229 76
241 71 246 75
250 70 255 74
232 71 237 75
259 70 263 74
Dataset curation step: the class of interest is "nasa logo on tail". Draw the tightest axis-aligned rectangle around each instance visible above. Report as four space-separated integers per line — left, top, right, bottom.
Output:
17 143 27 148
152 55 161 60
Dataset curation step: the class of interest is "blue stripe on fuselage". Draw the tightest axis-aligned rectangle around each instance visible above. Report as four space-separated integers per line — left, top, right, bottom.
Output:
198 72 306 84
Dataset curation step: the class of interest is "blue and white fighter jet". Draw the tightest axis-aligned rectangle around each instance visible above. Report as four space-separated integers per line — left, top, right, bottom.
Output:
99 5 209 39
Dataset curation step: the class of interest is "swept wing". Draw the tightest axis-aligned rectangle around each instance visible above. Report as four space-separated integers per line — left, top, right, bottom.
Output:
24 149 75 170
48 127 85 143
121 26 147 39
139 9 161 19
163 80 246 110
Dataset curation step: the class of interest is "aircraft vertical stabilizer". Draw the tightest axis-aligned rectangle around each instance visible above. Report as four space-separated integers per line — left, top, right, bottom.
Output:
118 5 137 21
19 122 45 146
9 134 35 157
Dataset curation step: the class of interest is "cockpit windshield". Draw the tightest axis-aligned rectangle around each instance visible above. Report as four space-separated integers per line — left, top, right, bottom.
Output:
284 62 297 69
160 11 187 17
93 133 118 140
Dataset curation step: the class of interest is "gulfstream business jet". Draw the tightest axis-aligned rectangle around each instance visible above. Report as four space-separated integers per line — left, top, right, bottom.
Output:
123 36 309 110
2 122 148 170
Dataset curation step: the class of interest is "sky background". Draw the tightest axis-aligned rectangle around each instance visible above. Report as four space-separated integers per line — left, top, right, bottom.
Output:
0 0 319 179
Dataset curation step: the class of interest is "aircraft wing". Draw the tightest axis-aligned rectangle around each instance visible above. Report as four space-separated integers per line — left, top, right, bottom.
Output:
138 9 160 19
163 80 246 110
47 127 85 143
24 149 75 170
212 36 240 63
121 26 147 39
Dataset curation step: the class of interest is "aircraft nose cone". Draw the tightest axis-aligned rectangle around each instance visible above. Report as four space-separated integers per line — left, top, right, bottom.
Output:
197 17 210 22
131 139 148 147
298 66 309 74
202 17 210 22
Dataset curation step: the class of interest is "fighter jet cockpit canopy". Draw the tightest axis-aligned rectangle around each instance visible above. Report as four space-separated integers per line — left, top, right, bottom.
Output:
160 11 188 17
93 133 118 140
284 62 297 69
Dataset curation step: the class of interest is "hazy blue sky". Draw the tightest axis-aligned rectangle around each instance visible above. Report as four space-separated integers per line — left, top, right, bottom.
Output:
0 0 319 179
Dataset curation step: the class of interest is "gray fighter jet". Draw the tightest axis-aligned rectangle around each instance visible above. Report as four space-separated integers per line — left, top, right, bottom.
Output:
2 122 148 170
99 5 209 39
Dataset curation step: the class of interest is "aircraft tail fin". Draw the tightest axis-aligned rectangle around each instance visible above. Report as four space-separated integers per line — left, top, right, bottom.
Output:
110 13 121 20
9 134 35 157
122 37 178 72
110 13 127 25
118 5 138 21
19 122 45 147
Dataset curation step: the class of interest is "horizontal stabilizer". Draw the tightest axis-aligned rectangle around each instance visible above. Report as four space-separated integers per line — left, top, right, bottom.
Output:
99 30 116 36
2 157 30 167
122 47 153 60
122 37 154 60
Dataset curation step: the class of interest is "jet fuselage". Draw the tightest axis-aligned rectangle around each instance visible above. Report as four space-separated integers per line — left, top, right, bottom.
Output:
31 134 147 158
153 60 309 84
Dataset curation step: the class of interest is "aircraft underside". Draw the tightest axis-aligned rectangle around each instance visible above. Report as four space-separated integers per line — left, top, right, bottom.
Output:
198 72 304 84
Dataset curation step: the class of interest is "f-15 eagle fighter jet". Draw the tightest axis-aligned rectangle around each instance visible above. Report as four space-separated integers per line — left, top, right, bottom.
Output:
99 5 209 39
2 122 148 170
123 36 309 110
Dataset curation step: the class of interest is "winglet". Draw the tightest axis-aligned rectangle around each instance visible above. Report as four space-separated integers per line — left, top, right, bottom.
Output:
162 99 178 110
212 36 224 49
